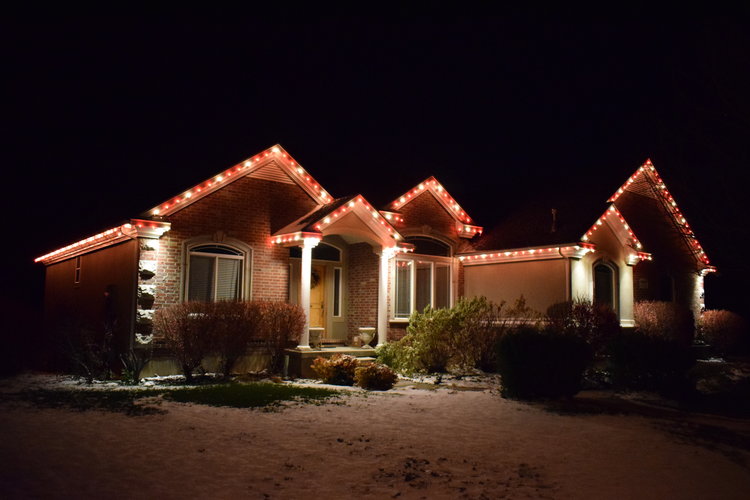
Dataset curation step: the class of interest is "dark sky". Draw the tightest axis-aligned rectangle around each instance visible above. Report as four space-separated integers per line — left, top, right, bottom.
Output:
4 14 750 316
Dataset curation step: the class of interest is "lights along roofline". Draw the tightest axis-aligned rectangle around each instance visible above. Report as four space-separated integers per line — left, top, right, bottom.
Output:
147 145 333 218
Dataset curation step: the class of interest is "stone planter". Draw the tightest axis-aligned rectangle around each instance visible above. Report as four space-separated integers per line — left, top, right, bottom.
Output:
358 327 376 347
309 327 324 349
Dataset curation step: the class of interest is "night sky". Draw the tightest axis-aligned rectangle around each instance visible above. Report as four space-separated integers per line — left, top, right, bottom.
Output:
4 14 750 322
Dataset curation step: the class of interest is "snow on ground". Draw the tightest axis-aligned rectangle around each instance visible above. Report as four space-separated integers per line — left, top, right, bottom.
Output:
1 373 749 499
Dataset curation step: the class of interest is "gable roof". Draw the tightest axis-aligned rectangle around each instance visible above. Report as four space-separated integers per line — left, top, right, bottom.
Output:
388 176 483 238
609 159 713 269
271 194 408 249
145 144 332 218
389 177 476 225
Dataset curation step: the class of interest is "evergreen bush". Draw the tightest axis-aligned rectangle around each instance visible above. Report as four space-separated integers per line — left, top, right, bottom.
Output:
496 326 591 399
607 330 694 395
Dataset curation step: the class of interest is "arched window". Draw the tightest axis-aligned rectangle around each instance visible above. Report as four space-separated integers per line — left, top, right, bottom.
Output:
394 237 452 318
593 262 617 311
186 243 248 301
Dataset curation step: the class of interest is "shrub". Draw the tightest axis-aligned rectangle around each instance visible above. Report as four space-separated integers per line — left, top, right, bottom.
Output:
256 301 306 373
634 301 695 346
607 331 694 395
699 310 748 356
376 296 539 374
311 354 359 385
213 301 261 378
354 363 398 390
546 299 620 354
496 326 591 399
61 320 114 384
154 302 215 383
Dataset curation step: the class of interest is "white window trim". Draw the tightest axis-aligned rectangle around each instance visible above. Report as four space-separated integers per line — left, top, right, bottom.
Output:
392 254 453 320
182 237 253 302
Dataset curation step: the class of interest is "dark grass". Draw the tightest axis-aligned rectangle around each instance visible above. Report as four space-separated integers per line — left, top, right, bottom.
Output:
7 383 340 416
13 389 166 416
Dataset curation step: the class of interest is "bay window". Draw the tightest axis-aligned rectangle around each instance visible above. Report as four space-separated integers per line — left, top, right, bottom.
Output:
394 236 453 319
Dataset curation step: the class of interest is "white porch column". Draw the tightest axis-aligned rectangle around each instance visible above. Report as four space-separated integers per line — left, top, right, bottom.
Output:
297 237 320 349
377 247 396 347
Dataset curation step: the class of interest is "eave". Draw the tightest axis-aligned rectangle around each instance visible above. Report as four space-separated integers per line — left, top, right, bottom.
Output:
146 145 333 218
609 159 712 269
458 242 596 265
34 220 171 265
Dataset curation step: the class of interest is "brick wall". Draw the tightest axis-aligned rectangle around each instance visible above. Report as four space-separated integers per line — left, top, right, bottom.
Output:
152 177 317 310
398 191 461 245
347 242 378 341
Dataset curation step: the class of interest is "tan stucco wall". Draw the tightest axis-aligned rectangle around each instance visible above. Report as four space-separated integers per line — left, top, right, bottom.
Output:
464 259 568 315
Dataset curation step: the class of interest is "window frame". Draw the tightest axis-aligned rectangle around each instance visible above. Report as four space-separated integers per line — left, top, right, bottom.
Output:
393 253 453 319
74 255 82 284
183 238 252 302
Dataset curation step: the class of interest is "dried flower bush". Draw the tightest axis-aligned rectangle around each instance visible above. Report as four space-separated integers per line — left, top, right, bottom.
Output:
354 363 398 390
311 354 359 385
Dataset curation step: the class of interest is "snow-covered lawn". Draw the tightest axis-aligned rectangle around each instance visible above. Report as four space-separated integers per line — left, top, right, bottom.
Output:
1 372 749 499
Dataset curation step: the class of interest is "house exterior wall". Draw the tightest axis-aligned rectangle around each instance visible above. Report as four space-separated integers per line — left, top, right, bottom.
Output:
632 259 701 319
151 176 318 311
43 240 138 357
347 242 378 342
464 259 568 315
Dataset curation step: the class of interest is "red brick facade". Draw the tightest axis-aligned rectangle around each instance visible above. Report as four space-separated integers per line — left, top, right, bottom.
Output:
397 191 460 243
151 177 318 310
346 243 379 341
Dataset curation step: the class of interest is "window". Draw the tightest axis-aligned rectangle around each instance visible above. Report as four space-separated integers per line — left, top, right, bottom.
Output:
394 238 452 318
74 255 81 284
187 244 245 301
333 267 342 317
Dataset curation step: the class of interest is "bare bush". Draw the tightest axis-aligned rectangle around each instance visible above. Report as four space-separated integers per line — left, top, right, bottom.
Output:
699 310 748 355
256 301 305 373
213 301 261 378
634 301 695 346
154 302 215 383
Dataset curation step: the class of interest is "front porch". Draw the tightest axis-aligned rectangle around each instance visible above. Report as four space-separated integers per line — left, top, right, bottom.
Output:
285 345 377 379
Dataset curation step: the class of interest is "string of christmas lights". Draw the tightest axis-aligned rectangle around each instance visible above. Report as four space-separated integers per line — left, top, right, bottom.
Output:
390 176 477 226
608 159 711 266
150 145 332 217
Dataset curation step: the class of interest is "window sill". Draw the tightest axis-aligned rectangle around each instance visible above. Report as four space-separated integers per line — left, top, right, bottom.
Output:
389 318 410 324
